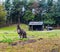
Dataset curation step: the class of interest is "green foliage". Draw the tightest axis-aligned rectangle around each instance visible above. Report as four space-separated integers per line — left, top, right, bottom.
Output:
0 5 7 24
23 10 35 22
19 38 29 41
0 24 60 43
43 13 55 25
3 0 60 25
5 0 11 11
1 38 13 43
47 0 53 6
4 0 11 24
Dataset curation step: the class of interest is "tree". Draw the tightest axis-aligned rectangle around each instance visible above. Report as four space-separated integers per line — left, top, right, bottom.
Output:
34 0 46 21
0 5 6 24
55 0 60 25
51 0 60 26
43 13 55 25
23 10 35 24
11 0 23 24
5 0 11 24
3 0 60 26
43 0 55 25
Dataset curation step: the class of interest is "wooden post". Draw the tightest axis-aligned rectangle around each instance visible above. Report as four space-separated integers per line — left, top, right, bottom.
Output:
32 25 33 31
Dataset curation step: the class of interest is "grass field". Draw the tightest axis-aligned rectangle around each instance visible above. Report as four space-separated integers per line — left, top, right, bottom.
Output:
0 24 60 42
0 24 60 52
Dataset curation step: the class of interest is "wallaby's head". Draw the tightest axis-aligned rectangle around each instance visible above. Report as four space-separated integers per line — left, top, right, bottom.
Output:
17 24 20 29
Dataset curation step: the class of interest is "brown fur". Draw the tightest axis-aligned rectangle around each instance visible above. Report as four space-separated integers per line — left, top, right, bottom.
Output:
17 24 27 38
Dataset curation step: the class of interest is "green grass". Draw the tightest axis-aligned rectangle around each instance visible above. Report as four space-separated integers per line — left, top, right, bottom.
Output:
0 24 60 43
0 24 28 31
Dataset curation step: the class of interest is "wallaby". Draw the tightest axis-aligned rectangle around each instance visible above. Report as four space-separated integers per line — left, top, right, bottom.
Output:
17 24 27 38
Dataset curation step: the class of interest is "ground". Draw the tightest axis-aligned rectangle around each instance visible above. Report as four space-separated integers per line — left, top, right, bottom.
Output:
0 24 60 52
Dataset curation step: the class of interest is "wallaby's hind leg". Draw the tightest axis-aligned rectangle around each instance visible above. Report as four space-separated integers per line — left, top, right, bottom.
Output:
23 33 27 38
18 34 21 38
21 34 23 38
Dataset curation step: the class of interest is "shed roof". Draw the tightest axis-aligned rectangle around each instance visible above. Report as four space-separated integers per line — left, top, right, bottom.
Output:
29 21 43 25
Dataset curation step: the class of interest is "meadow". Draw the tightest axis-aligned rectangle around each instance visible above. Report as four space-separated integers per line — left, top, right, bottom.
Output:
0 24 60 43
0 24 60 52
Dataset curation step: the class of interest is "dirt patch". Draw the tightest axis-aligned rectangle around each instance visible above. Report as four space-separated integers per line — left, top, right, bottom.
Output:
10 39 37 46
24 39 37 44
27 36 35 39
0 38 60 52
10 42 17 46
38 38 43 40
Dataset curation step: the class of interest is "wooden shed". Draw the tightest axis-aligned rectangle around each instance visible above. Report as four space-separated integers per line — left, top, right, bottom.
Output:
29 21 44 31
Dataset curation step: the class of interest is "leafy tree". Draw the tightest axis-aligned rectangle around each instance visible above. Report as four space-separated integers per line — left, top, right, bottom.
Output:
43 0 55 25
23 10 35 24
5 0 22 24
0 5 6 24
5 0 11 11
55 0 60 25
5 0 11 24
51 0 60 26
43 13 55 25
3 0 60 26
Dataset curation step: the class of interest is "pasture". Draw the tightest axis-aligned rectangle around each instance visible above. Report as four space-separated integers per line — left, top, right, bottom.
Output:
0 24 60 52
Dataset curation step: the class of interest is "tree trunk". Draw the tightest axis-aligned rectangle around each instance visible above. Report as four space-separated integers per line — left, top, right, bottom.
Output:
18 16 20 24
18 12 20 25
10 18 12 24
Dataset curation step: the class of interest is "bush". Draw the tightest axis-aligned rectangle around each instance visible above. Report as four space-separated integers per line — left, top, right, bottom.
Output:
0 5 7 24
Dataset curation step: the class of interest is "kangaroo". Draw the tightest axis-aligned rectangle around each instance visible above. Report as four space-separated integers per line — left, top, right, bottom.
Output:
17 24 27 38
